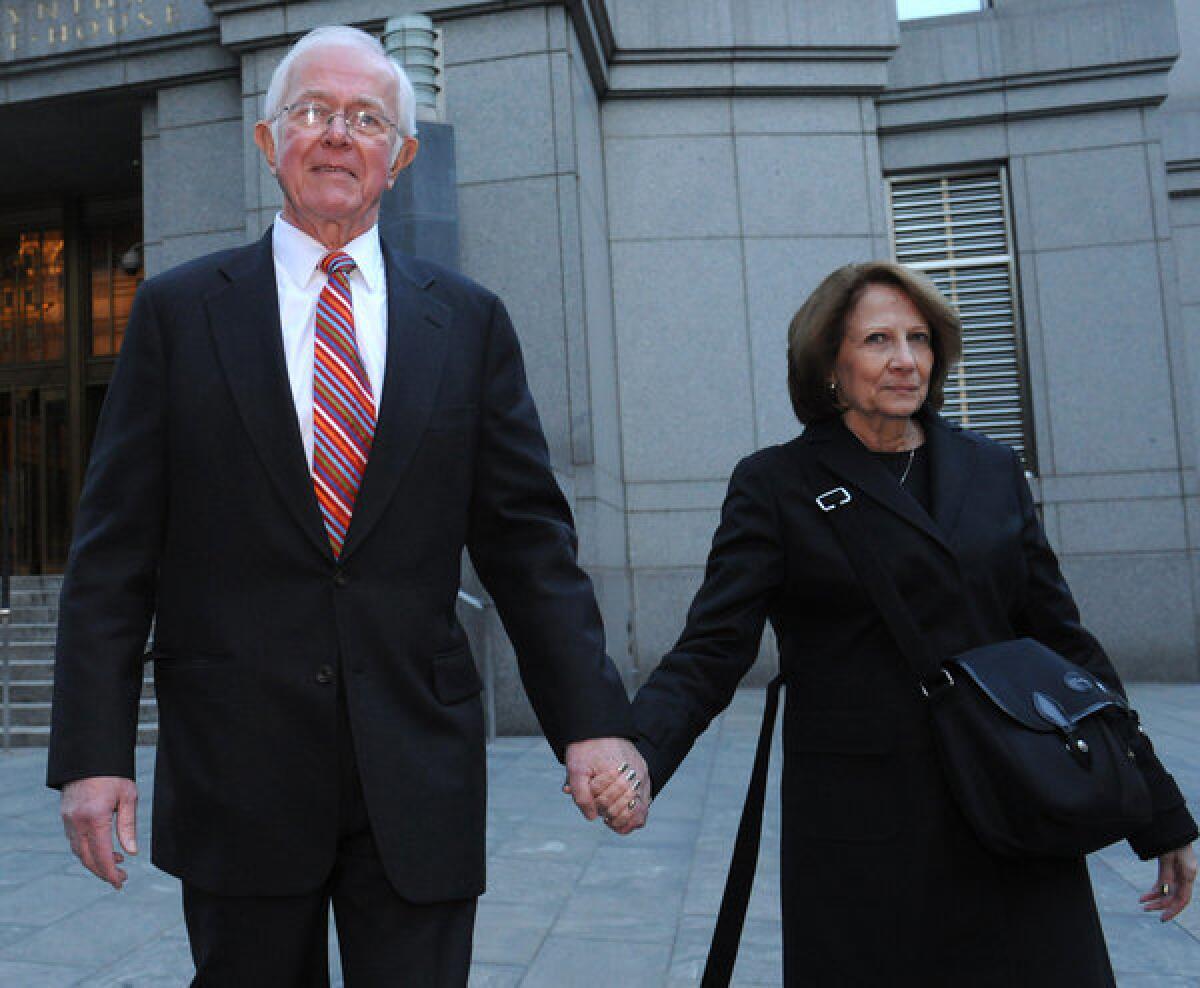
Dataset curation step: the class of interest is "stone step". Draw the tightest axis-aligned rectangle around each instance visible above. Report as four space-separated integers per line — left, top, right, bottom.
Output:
1 723 158 748
0 643 152 661
3 659 156 680
0 642 58 661
1 606 57 623
0 583 64 603
0 569 144 748
7 575 64 588
4 679 155 702
1 658 56 682
1 624 57 642
0 572 99 747
0 641 54 659
4 699 158 727
0 641 136 660
0 658 152 682
3 592 61 607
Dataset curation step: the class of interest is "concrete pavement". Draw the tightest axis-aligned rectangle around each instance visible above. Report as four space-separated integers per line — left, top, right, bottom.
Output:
1 684 1198 986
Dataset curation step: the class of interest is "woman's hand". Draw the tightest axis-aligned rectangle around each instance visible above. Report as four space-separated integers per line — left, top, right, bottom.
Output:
1140 844 1197 922
585 765 650 836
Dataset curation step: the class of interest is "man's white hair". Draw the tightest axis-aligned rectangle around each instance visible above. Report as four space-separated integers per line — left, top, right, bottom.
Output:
264 25 418 157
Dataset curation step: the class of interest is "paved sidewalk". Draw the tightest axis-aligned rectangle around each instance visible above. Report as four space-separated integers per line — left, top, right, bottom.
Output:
1 685 1198 986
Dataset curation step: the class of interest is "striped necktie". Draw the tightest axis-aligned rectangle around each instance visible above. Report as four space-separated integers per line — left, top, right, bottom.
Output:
313 250 376 557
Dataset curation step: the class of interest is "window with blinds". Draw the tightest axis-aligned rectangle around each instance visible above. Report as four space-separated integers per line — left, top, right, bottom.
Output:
887 170 1034 468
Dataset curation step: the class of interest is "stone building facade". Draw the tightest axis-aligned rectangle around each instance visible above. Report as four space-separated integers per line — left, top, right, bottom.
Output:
1 0 1196 733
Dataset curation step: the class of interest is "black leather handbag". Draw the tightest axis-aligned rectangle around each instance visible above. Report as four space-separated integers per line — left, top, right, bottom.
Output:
928 638 1153 858
808 476 1153 860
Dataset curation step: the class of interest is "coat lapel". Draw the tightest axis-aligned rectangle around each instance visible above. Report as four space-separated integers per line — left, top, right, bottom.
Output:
205 232 332 559
337 245 451 562
923 410 977 543
805 415 954 556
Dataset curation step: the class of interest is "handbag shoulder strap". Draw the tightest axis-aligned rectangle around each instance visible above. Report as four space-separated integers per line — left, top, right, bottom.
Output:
795 457 948 692
701 672 784 988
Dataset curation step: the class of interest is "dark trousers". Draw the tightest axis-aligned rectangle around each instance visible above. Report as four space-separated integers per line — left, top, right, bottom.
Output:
183 686 477 987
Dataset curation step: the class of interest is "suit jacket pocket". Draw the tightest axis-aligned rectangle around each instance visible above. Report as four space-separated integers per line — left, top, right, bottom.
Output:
150 649 233 671
784 709 900 843
432 645 483 704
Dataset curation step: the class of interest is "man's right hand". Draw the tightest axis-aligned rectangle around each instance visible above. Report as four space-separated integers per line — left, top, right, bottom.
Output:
60 776 139 889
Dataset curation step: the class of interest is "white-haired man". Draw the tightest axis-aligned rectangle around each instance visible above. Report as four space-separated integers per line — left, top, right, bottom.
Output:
48 25 647 985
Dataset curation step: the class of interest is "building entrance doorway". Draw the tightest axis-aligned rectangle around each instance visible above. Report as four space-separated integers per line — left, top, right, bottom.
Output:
0 90 142 575
0 388 69 576
0 203 141 574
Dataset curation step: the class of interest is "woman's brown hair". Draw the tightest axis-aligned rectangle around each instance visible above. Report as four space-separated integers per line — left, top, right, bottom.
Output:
786 261 963 425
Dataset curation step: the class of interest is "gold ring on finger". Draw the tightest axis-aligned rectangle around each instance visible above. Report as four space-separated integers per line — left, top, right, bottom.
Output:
1161 883 1171 896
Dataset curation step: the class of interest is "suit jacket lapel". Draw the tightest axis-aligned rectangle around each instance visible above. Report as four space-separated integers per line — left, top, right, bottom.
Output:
205 232 332 559
338 245 451 562
806 415 954 556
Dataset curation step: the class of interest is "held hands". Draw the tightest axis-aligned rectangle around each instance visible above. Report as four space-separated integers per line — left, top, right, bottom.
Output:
562 738 650 835
60 776 139 890
1141 844 1197 922
588 763 650 835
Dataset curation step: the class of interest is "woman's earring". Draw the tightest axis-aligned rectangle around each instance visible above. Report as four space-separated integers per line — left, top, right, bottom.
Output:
829 380 838 402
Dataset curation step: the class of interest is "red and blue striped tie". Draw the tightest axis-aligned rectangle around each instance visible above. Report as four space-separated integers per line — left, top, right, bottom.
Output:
313 250 375 557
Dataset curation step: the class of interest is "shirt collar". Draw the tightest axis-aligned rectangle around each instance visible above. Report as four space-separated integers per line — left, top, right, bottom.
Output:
272 214 385 293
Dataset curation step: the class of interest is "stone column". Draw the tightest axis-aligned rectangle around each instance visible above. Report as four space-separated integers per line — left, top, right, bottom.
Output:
380 15 459 270
439 3 634 732
601 0 899 682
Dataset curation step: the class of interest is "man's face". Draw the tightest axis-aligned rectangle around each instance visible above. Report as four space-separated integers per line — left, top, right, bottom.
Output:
255 45 417 245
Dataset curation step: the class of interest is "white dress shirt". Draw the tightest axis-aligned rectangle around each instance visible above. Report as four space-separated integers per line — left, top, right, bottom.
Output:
271 215 388 468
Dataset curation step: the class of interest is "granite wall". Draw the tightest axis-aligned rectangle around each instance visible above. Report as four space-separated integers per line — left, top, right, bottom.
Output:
5 0 1196 743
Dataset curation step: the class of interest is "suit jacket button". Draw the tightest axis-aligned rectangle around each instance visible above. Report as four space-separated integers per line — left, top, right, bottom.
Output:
333 570 348 588
316 665 335 685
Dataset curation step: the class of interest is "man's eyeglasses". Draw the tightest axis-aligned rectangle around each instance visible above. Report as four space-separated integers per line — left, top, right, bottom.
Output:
272 101 398 140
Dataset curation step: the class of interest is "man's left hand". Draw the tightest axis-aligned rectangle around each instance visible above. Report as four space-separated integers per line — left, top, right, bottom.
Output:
562 738 647 824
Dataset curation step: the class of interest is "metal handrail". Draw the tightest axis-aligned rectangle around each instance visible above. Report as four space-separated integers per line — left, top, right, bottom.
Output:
1 476 9 752
0 606 9 752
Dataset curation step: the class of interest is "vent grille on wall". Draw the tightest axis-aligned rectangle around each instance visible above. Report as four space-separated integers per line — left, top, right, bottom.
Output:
888 170 1033 467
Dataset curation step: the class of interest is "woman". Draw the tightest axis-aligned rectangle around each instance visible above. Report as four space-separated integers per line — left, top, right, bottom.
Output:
592 262 1198 985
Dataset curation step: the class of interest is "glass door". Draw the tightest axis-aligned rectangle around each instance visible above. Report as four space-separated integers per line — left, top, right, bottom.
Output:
0 221 67 573
0 388 69 574
0 201 139 574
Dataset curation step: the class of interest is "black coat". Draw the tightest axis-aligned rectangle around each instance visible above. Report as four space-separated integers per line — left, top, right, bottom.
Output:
47 231 633 902
633 412 1196 986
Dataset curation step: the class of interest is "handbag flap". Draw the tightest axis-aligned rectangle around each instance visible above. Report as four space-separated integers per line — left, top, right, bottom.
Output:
946 638 1127 732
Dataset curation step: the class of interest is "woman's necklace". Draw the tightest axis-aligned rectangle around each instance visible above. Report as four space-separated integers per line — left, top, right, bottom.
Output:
899 447 916 486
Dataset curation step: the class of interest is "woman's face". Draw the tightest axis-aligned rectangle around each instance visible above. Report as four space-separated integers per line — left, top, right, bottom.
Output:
833 282 934 430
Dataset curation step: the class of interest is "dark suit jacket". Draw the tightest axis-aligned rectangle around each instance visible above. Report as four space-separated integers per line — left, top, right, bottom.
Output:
47 230 633 901
632 412 1196 984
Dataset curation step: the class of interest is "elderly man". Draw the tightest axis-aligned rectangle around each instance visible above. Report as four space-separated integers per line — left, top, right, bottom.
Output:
48 24 647 986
